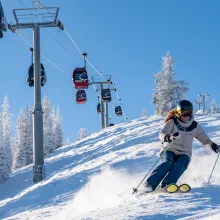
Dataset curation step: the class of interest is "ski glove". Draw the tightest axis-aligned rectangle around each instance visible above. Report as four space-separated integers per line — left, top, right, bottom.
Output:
164 132 181 143
210 143 220 153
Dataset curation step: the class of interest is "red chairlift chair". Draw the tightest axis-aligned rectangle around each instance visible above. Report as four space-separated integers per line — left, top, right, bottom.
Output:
72 67 88 89
76 89 87 104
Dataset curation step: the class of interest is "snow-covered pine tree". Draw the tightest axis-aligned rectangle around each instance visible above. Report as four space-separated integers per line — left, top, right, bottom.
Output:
142 108 147 117
66 137 70 145
153 52 189 116
210 100 217 114
42 95 54 155
54 106 63 149
77 128 88 140
0 96 13 180
13 109 27 170
25 105 33 165
13 106 33 170
0 111 4 181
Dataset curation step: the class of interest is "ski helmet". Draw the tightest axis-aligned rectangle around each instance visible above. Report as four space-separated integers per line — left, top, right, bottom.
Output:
176 100 193 112
176 100 193 122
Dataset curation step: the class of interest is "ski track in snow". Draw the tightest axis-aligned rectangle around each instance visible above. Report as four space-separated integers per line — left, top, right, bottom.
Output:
1 115 220 219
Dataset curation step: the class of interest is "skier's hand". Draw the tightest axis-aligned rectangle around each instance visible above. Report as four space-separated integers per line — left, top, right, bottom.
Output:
211 143 220 153
170 132 181 141
164 132 181 143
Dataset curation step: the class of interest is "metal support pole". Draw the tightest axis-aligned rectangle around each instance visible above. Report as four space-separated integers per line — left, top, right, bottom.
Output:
32 25 45 183
105 102 109 127
9 5 63 184
100 84 105 129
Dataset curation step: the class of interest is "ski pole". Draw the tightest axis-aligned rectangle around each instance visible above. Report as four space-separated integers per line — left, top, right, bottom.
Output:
207 151 220 184
132 140 174 194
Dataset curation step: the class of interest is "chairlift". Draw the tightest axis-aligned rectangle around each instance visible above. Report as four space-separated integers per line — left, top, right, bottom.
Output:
72 67 88 89
27 63 47 87
101 89 112 102
115 106 123 116
0 1 7 38
72 53 88 89
76 89 87 104
97 103 101 113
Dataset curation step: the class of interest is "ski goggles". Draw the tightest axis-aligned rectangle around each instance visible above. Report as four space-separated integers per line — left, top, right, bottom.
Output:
181 111 193 117
176 110 193 118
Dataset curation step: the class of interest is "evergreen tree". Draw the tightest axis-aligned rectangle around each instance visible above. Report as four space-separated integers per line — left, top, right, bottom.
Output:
66 137 70 145
25 105 33 165
153 52 189 116
210 100 217 114
77 128 88 140
0 96 13 179
0 111 5 181
142 108 147 117
13 109 27 169
13 106 33 170
54 106 63 149
42 95 54 155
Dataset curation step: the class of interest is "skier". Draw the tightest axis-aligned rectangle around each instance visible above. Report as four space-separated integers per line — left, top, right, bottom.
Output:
143 100 220 193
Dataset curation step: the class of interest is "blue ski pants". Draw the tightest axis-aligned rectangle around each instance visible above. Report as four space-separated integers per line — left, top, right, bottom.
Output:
146 151 191 191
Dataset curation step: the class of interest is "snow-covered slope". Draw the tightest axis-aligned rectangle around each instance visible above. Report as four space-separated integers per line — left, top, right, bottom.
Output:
1 114 220 220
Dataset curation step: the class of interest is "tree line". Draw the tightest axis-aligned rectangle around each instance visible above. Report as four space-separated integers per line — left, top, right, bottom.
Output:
0 95 63 182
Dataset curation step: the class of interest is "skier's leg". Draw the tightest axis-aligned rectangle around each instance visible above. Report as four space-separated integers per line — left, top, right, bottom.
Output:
161 154 191 186
145 151 176 191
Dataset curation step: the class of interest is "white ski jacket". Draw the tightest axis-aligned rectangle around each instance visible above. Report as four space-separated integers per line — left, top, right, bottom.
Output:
159 116 213 157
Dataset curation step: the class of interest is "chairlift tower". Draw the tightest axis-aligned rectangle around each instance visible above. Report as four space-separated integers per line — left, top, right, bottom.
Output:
195 93 209 113
8 5 64 183
90 76 113 129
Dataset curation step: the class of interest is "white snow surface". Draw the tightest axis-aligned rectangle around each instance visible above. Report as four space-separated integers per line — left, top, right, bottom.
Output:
1 114 220 220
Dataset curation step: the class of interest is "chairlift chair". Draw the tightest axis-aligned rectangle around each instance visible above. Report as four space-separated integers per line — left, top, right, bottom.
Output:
76 89 87 104
27 63 47 87
101 89 112 102
72 67 88 89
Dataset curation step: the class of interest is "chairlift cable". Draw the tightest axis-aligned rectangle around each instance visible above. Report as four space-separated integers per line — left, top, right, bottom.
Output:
33 0 128 119
15 30 69 75
34 0 104 77
43 29 76 59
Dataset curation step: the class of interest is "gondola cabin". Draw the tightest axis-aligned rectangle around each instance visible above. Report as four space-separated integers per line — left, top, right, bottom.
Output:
115 106 122 116
0 1 7 38
101 89 112 102
72 67 88 89
97 103 101 113
76 90 87 104
27 63 47 87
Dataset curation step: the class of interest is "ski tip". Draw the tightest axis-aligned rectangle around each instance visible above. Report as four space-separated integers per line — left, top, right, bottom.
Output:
166 183 178 193
178 184 191 193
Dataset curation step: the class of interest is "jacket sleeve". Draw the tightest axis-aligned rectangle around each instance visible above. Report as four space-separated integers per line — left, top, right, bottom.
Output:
195 123 213 147
159 120 174 142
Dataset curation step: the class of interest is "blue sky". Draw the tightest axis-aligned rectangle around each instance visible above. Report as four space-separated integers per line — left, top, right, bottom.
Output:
1 0 220 142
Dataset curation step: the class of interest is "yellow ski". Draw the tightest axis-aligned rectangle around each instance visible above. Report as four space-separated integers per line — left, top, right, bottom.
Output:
178 184 191 193
165 183 178 193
